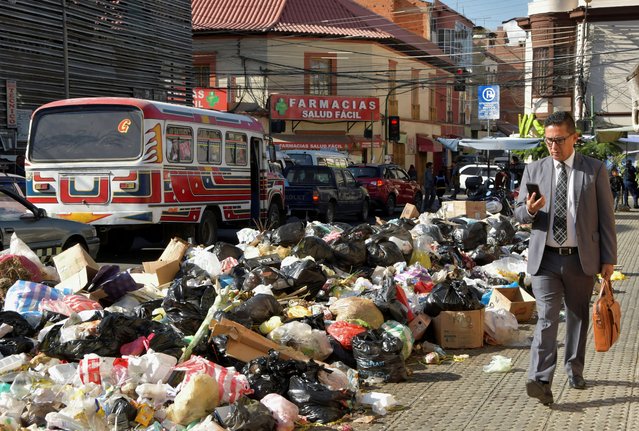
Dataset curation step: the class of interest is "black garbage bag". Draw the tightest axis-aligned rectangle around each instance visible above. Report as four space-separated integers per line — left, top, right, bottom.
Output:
0 336 34 356
452 221 488 251
146 324 186 359
212 242 244 261
219 397 276 431
431 217 457 239
325 336 357 369
242 266 289 292
486 215 516 245
293 237 334 262
369 274 408 324
422 279 484 317
435 245 464 267
107 397 138 430
469 244 502 266
342 224 375 242
227 294 283 326
367 240 405 267
351 329 407 383
331 240 367 270
162 277 217 335
0 311 35 337
413 224 445 243
369 223 413 245
242 350 311 400
279 259 326 299
133 299 164 319
242 254 282 270
271 221 305 246
39 312 185 361
287 376 353 423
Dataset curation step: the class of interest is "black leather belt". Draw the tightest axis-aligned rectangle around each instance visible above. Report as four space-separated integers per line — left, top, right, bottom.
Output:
545 246 578 256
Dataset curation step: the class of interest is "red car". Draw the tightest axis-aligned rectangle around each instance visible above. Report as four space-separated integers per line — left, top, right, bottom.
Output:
347 164 423 215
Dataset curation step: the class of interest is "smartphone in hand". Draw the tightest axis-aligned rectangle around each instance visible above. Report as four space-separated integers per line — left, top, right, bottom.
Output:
526 183 542 198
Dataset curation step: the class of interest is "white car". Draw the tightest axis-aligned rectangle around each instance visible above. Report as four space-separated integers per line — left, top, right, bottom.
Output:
459 164 498 191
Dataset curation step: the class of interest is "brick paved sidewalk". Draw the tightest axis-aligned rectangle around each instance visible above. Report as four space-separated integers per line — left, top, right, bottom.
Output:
355 212 639 431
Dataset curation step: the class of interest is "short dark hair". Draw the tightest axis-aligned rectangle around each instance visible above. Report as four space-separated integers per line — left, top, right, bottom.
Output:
512 156 519 163
544 111 576 133
426 162 433 168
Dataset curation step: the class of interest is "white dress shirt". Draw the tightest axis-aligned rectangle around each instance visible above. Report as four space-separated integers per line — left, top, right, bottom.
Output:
546 151 577 247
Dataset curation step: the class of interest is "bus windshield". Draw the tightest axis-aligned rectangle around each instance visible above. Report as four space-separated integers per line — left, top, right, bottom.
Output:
29 105 143 162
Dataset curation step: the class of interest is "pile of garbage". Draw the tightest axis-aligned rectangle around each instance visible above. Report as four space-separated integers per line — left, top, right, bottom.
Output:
0 211 534 430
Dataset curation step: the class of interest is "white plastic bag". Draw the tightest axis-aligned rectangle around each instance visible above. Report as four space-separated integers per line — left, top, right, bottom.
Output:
484 308 519 345
268 321 333 361
236 228 260 244
185 248 221 277
2 233 59 281
260 393 299 431
357 392 398 415
483 355 513 373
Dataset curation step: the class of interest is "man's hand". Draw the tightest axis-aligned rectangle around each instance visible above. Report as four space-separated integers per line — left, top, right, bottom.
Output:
526 192 545 215
600 263 614 280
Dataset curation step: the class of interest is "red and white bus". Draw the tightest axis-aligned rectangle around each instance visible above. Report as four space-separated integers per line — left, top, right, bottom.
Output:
25 97 285 249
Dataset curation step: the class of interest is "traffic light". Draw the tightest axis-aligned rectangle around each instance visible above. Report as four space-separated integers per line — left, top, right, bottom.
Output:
388 116 400 141
454 68 466 92
271 119 285 133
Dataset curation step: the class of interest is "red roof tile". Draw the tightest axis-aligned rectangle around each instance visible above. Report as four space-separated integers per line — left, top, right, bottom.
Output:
192 0 287 32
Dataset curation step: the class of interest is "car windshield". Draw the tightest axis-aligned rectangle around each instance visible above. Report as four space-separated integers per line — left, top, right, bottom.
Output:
348 166 378 178
0 191 31 220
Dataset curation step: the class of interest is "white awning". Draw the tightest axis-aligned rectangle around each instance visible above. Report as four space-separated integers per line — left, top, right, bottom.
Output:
459 137 541 151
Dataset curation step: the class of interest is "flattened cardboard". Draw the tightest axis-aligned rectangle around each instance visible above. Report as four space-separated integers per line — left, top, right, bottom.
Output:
142 237 189 285
209 318 308 363
489 287 536 322
401 203 420 219
433 309 484 349
443 201 486 220
53 244 100 293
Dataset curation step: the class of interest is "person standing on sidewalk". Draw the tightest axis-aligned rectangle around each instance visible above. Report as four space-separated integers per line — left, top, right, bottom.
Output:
449 160 461 199
610 167 623 211
515 111 617 406
622 159 639 209
421 162 436 212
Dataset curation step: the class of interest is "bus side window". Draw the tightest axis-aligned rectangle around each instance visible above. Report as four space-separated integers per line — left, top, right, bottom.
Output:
225 131 248 166
167 125 193 163
197 129 222 164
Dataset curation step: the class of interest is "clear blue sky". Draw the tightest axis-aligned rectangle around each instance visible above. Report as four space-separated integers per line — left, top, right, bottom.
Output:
441 0 530 30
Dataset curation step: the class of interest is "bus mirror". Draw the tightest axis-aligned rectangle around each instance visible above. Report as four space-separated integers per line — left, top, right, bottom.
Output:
268 143 276 162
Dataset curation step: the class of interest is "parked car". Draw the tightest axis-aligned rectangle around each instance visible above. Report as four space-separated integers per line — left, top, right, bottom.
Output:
0 188 100 261
284 165 369 222
459 164 498 191
0 173 26 197
347 164 423 215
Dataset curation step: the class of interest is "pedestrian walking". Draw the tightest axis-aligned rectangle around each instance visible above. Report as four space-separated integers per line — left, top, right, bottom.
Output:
622 159 639 208
421 162 436 212
514 111 617 406
610 166 623 211
449 160 461 199
435 169 447 203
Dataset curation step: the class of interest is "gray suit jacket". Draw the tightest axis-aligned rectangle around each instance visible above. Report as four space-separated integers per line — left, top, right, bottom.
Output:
514 153 617 276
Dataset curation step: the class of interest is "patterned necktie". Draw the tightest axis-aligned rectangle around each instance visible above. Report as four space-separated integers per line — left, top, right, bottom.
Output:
553 162 568 244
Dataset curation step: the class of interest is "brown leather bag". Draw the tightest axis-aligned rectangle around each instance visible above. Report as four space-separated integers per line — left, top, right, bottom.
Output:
592 279 621 352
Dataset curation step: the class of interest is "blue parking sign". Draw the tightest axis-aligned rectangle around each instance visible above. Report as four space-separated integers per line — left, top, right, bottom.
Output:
478 85 500 120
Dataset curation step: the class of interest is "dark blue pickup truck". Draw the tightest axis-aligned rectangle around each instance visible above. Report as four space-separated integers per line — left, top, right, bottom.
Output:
284 165 370 223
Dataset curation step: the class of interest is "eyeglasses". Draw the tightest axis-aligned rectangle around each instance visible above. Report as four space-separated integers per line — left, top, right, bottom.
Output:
544 135 572 146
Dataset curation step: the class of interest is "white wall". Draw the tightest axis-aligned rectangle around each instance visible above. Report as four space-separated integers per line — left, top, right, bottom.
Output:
528 0 578 15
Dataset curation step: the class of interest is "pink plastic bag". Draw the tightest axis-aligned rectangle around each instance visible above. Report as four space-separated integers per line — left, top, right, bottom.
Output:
120 334 154 356
174 356 252 404
260 393 299 431
39 294 102 316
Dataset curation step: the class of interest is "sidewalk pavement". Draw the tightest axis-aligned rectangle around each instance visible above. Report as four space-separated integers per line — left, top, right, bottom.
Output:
357 212 639 431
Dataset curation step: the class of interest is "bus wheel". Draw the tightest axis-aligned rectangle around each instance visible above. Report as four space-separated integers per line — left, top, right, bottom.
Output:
267 201 283 229
196 210 218 245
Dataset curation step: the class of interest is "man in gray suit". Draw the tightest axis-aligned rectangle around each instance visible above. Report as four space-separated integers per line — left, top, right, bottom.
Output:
515 111 617 406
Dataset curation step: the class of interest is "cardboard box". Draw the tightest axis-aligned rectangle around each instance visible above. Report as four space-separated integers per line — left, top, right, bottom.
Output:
488 287 536 322
401 203 420 219
142 237 189 285
209 318 309 363
408 313 432 341
53 244 101 293
433 309 485 349
442 201 486 220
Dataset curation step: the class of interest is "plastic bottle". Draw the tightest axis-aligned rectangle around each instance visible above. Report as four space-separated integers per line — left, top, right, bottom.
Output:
0 353 27 374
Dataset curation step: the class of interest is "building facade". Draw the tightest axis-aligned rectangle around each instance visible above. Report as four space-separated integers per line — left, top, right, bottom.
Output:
192 0 461 180
0 0 193 163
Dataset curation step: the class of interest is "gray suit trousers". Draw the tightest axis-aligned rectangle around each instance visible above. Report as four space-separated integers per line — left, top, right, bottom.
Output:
529 249 595 383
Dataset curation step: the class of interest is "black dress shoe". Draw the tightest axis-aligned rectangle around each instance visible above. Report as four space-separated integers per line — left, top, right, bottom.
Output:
526 379 554 405
569 375 586 389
